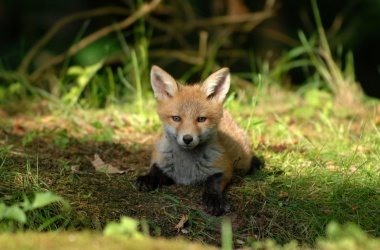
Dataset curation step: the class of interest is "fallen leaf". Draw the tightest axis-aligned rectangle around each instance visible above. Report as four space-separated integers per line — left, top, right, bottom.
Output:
264 151 271 159
0 110 7 119
354 144 370 153
91 154 125 174
235 239 245 245
40 115 54 123
278 190 289 198
375 116 380 125
71 165 81 172
174 214 188 232
13 120 25 135
351 206 359 211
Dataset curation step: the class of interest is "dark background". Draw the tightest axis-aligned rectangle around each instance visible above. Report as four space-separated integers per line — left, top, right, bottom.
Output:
0 0 379 98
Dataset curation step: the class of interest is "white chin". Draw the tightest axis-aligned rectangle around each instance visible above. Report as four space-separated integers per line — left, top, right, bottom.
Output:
178 141 198 149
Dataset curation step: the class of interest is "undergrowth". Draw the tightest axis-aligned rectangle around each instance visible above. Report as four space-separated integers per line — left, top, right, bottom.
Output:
0 149 79 231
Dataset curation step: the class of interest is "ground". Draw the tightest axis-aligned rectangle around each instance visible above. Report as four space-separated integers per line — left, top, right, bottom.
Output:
0 101 272 247
1 96 380 248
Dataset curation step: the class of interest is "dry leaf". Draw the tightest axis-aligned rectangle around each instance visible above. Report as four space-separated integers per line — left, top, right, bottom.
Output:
13 120 25 135
235 239 245 245
71 165 81 172
91 154 125 174
174 214 189 232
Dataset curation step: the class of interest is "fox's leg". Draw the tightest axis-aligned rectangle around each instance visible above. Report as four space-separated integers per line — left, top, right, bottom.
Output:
249 155 263 173
135 163 174 192
202 172 231 216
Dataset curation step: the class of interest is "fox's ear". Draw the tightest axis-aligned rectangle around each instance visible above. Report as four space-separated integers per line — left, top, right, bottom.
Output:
201 68 230 103
151 65 178 100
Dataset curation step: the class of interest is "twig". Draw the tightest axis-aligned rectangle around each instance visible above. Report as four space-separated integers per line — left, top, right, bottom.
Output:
149 50 201 64
18 6 130 76
258 28 299 47
29 0 161 83
146 0 274 42
180 10 273 31
150 31 208 65
198 31 208 60
147 0 275 61
145 16 193 49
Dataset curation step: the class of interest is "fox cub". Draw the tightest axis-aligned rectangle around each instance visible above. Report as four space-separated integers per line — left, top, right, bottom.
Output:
135 65 261 215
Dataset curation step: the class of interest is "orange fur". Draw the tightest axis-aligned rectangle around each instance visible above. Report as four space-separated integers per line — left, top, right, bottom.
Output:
152 74 253 191
136 65 258 215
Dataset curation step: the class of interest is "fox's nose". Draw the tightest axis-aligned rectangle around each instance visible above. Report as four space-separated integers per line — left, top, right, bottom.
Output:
182 135 193 145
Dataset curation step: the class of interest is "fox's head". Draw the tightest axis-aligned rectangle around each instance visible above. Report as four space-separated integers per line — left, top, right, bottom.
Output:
150 65 230 149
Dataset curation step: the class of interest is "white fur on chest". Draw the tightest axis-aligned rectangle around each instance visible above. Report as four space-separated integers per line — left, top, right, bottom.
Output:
155 138 223 185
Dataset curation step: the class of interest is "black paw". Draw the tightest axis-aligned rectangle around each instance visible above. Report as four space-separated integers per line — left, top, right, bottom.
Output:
248 155 264 173
202 192 228 216
135 175 158 192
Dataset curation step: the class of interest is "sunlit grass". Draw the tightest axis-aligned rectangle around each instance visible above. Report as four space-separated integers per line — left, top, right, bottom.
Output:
1 75 379 247
232 88 380 245
0 0 379 248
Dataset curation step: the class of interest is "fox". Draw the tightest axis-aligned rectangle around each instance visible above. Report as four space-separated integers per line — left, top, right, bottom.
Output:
135 65 261 216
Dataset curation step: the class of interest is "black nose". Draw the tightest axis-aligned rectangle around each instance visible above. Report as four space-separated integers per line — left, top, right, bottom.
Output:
183 135 193 145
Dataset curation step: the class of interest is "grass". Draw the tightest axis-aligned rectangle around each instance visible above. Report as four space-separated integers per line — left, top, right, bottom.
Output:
0 150 79 232
1 78 379 248
1 0 380 249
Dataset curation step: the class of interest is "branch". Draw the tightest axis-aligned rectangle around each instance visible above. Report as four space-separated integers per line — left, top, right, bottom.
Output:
150 31 208 65
185 11 273 29
18 6 130 76
29 0 161 83
146 0 275 50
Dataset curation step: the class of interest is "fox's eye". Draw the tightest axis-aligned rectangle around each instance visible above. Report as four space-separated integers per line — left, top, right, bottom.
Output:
172 116 181 122
197 117 207 122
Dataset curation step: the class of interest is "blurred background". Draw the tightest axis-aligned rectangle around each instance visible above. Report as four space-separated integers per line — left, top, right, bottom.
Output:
0 0 379 98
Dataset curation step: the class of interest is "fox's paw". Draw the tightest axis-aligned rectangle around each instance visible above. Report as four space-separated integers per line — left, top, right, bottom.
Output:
202 193 229 216
135 175 158 192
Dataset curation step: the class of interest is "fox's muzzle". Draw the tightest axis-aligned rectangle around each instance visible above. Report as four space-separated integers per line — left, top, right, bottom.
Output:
182 134 193 145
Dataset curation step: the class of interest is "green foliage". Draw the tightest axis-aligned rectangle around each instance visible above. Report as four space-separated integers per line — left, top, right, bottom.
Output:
0 145 13 156
292 89 333 119
221 219 233 250
88 121 114 142
0 151 79 232
0 0 378 248
0 204 26 223
53 129 70 150
103 216 144 240
54 19 150 110
22 192 69 212
21 130 38 147
0 192 69 232
251 222 380 249
72 37 120 66
64 62 104 107
317 222 380 250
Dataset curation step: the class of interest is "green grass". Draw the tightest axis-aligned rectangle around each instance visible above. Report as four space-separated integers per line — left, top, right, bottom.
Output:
1 76 379 248
0 150 80 232
1 0 380 249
